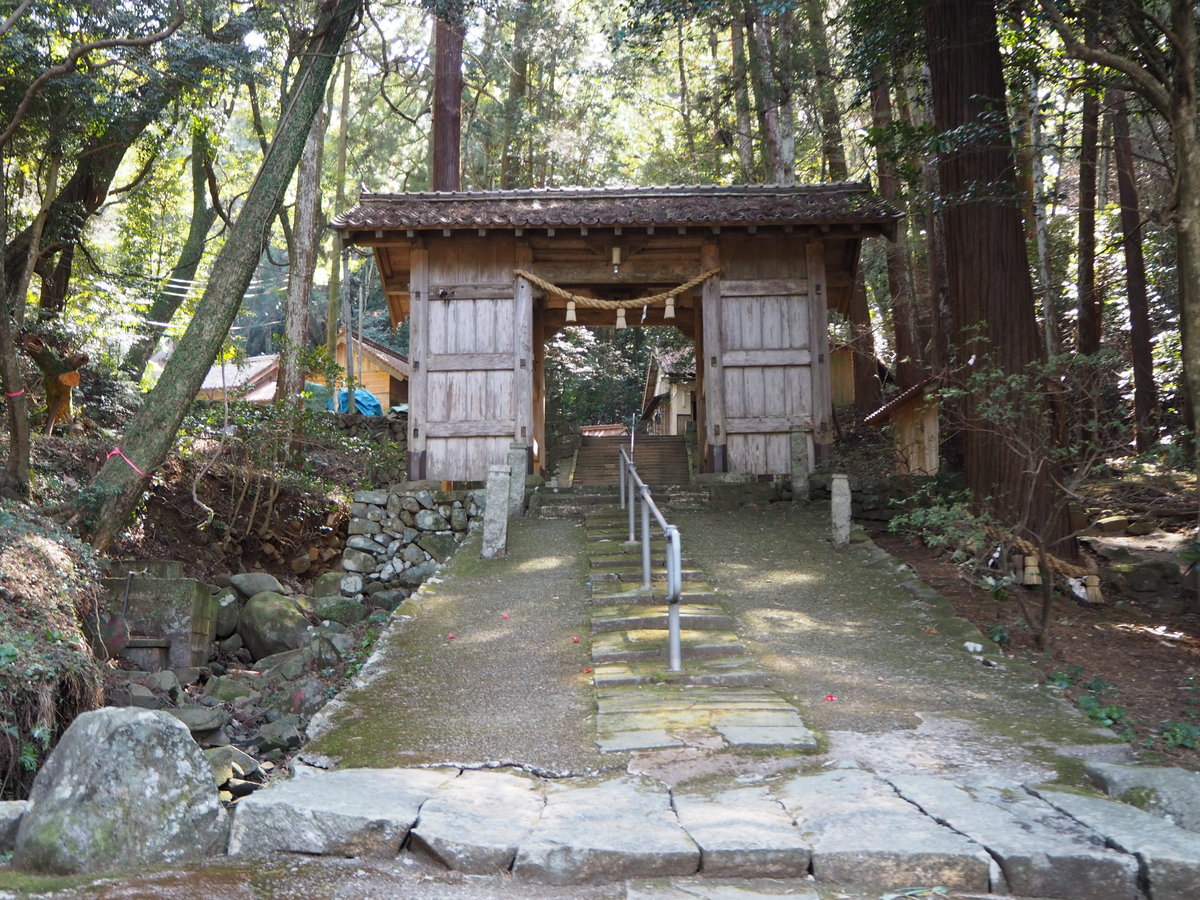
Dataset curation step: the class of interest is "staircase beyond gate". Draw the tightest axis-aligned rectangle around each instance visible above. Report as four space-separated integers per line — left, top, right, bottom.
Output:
572 435 690 488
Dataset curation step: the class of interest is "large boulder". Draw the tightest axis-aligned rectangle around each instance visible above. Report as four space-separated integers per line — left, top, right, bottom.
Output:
238 591 311 660
230 572 285 597
12 708 227 874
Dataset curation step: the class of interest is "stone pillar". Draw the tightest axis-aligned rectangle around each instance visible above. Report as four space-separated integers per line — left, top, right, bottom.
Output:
831 473 851 548
480 464 511 559
790 427 811 502
507 442 527 518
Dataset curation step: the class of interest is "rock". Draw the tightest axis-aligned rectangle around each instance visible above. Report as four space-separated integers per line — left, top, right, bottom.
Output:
415 509 450 531
290 553 312 576
352 490 389 506
348 518 382 536
12 708 227 874
147 670 183 704
255 646 316 679
168 705 232 740
1125 520 1158 536
127 683 160 709
775 768 991 893
409 770 544 874
1034 787 1200 900
369 589 408 611
346 535 379 552
203 673 263 703
340 574 364 594
316 597 367 627
450 508 469 532
229 768 455 857
1 801 28 853
230 572 285 598
341 548 378 573
513 776 699 884
251 718 303 755
1096 515 1131 533
418 532 459 563
395 561 438 588
221 632 245 654
312 572 345 598
402 543 426 565
214 589 240 640
886 774 1137 900
1084 762 1200 832
239 591 312 660
205 745 260 786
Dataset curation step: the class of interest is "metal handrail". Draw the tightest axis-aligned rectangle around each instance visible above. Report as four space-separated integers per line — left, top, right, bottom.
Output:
618 446 683 672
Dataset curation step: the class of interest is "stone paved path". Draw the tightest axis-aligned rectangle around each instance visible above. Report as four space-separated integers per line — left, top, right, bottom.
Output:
51 494 1195 900
585 508 817 754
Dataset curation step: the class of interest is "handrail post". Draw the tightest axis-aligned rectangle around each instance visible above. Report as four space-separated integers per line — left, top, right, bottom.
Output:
626 464 636 543
666 525 682 672
640 484 652 591
618 447 626 510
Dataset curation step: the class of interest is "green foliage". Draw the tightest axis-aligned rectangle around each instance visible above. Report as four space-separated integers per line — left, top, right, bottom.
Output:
1159 721 1200 750
545 325 654 426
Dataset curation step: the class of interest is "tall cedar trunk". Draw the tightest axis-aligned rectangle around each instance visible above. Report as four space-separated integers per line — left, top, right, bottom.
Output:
925 0 1070 550
743 3 791 184
121 126 218 380
278 103 327 413
1029 77 1060 357
326 54 352 349
79 0 362 551
1111 90 1159 450
432 17 463 192
499 2 530 189
804 0 846 181
677 23 697 165
1076 88 1101 357
872 75 924 387
730 15 756 180
0 169 31 496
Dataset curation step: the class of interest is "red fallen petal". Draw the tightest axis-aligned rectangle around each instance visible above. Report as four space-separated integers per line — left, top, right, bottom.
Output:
502 613 509 619
572 636 580 643
583 667 593 673
824 694 837 701
447 633 456 640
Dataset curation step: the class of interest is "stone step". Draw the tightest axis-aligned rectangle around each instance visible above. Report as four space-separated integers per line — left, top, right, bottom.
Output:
591 657 769 689
589 569 704 584
588 583 716 605
591 629 746 664
588 555 698 570
591 603 734 633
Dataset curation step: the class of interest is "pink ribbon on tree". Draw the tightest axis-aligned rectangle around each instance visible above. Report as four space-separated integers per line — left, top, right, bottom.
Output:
106 447 148 477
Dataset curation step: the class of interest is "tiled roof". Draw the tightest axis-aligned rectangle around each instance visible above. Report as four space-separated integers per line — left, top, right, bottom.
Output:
332 183 899 232
199 354 277 392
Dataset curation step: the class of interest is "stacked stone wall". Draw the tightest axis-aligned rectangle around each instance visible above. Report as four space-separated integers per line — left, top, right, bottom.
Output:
336 482 484 604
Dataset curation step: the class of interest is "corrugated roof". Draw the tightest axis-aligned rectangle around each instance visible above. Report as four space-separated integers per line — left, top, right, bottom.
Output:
199 354 277 392
332 183 900 233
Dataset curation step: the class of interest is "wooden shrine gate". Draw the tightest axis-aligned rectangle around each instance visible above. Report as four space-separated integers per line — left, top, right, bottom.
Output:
333 185 898 483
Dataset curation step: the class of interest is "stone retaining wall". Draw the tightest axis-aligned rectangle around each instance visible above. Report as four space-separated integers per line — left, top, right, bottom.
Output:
336 482 485 604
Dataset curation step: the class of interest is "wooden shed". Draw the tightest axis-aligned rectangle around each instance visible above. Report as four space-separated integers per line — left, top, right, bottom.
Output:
331 328 410 409
864 378 941 475
332 184 898 482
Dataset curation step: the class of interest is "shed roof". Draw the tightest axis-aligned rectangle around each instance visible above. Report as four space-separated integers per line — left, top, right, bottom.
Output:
332 183 899 235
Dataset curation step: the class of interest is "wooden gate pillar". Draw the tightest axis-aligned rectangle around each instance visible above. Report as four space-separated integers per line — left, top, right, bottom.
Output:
699 241 727 472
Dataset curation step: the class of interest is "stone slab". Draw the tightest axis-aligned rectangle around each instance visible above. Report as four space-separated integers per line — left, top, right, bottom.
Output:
673 784 811 877
228 767 454 858
888 774 1140 900
775 767 991 892
714 724 818 749
627 879 819 900
1036 788 1200 900
408 769 544 874
512 775 699 884
1084 761 1200 833
597 729 686 753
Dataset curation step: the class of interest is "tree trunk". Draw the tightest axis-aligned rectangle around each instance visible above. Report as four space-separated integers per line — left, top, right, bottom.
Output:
278 103 327 416
1111 90 1159 450
730 15 756 180
1076 88 1101 357
1029 77 1060 358
743 2 792 184
326 54 353 350
499 2 531 189
432 17 463 191
871 74 923 387
121 125 218 381
0 169 31 497
805 0 846 181
925 0 1069 550
78 0 362 552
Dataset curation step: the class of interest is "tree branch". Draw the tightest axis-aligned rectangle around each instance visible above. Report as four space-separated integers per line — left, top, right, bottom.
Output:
0 0 33 38
1037 0 1172 118
0 1 187 151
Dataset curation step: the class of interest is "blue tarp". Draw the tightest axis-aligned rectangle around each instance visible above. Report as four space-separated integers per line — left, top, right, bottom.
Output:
328 387 382 416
